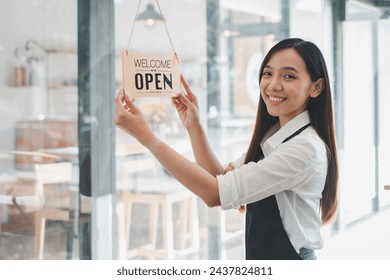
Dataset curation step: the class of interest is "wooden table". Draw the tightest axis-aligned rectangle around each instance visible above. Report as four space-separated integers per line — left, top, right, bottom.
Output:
0 172 36 234
0 171 38 202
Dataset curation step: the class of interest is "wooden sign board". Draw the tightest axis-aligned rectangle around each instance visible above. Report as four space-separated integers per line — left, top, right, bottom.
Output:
122 52 181 98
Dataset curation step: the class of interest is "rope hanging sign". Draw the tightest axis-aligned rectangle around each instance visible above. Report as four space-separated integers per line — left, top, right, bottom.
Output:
122 0 181 98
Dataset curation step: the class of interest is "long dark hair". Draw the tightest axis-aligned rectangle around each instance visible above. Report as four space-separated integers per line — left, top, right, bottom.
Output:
244 38 338 224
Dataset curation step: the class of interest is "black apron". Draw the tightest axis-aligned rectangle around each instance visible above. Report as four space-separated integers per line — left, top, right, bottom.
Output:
245 123 311 260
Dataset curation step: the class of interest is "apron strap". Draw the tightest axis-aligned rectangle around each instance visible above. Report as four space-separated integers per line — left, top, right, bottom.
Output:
282 123 311 144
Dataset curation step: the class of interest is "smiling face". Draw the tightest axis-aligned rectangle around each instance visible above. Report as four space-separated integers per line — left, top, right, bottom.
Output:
260 48 323 127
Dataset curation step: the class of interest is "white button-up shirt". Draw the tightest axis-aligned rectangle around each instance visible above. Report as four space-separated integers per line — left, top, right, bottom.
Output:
217 111 327 252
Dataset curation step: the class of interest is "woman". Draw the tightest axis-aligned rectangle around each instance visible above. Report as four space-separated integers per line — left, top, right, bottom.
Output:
115 38 338 260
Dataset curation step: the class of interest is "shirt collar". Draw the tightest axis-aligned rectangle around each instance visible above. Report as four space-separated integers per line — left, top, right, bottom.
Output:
262 111 311 153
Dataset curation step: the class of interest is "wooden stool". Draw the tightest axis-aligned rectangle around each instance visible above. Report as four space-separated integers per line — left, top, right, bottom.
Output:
118 188 199 259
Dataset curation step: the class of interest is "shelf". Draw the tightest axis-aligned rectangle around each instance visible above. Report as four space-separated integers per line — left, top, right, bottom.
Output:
6 85 77 90
46 49 77 55
5 85 45 92
48 84 77 90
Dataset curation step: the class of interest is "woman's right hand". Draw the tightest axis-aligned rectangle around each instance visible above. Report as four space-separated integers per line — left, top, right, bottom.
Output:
171 75 200 129
114 89 155 145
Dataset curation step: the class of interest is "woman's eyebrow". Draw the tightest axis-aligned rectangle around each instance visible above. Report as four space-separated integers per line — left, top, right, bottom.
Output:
283 66 298 73
264 65 299 73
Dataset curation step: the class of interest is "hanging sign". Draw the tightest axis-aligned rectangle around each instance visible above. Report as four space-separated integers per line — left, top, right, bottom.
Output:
122 52 181 97
122 0 181 98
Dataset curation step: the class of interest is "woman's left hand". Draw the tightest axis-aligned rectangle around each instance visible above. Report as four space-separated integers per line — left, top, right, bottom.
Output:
114 89 154 145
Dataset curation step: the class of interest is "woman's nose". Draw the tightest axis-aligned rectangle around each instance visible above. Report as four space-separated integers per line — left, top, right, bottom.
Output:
268 77 282 91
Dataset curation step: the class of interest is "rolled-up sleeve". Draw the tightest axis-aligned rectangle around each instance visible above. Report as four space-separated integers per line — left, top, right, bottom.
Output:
218 153 246 210
217 136 322 211
217 171 241 210
230 152 246 169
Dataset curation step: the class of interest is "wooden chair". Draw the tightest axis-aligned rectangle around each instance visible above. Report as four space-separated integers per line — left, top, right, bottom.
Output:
33 162 74 259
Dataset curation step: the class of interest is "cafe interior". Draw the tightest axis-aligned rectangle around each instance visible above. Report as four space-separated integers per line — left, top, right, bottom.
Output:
0 0 390 260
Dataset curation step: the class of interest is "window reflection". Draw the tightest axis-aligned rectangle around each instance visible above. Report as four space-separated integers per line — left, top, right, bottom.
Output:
1 0 389 260
0 0 78 259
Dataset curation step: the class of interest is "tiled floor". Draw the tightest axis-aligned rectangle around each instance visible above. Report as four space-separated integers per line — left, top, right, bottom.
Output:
0 220 69 260
317 207 390 260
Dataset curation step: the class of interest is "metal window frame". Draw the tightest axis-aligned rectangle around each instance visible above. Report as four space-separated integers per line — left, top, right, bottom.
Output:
77 0 116 260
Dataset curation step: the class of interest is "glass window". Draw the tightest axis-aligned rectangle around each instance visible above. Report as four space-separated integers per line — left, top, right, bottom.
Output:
342 19 376 223
0 0 79 259
2 0 389 261
114 0 325 260
377 21 390 207
338 0 390 224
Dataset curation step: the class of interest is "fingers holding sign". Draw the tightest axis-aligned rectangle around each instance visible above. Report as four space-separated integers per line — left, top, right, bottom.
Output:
181 75 199 107
114 89 154 145
172 75 198 107
171 75 201 129
115 89 134 113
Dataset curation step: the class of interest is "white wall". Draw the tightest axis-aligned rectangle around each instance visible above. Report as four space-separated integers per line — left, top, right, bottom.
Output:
289 0 324 47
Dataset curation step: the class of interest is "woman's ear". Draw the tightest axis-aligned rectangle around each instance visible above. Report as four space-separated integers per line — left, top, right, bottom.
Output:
310 78 324 98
